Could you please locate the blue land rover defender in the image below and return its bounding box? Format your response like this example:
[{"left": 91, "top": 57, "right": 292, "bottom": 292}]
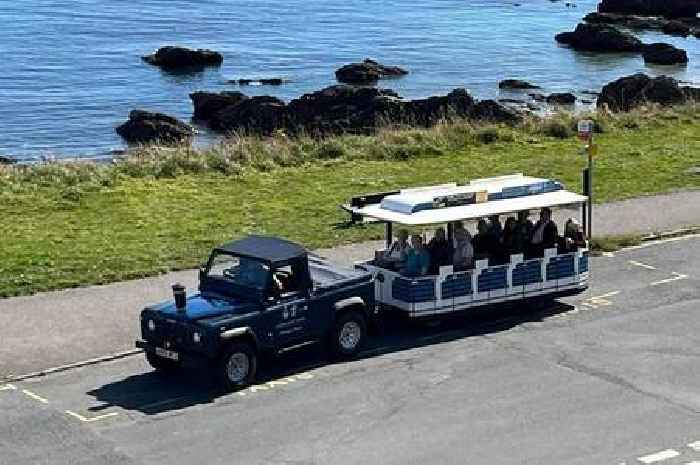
[{"left": 136, "top": 235, "right": 375, "bottom": 391}]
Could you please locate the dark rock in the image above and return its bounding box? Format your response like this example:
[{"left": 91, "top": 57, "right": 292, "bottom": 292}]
[
  {"left": 597, "top": 0, "right": 700, "bottom": 19},
  {"left": 211, "top": 96, "right": 288, "bottom": 135},
  {"left": 529, "top": 92, "right": 547, "bottom": 101},
  {"left": 555, "top": 23, "right": 643, "bottom": 52},
  {"left": 597, "top": 73, "right": 689, "bottom": 111},
  {"left": 470, "top": 100, "right": 522, "bottom": 123},
  {"left": 584, "top": 12, "right": 667, "bottom": 30},
  {"left": 230, "top": 78, "right": 287, "bottom": 86},
  {"left": 142, "top": 46, "right": 223, "bottom": 70},
  {"left": 190, "top": 91, "right": 248, "bottom": 121},
  {"left": 402, "top": 88, "right": 477, "bottom": 126},
  {"left": 498, "top": 98, "right": 527, "bottom": 104},
  {"left": 288, "top": 85, "right": 403, "bottom": 134},
  {"left": 662, "top": 20, "right": 691, "bottom": 36},
  {"left": 115, "top": 110, "right": 194, "bottom": 144},
  {"left": 642, "top": 43, "right": 689, "bottom": 65},
  {"left": 499, "top": 79, "right": 541, "bottom": 90},
  {"left": 546, "top": 93, "right": 577, "bottom": 104},
  {"left": 0, "top": 155, "right": 17, "bottom": 165},
  {"left": 335, "top": 58, "right": 408, "bottom": 85}
]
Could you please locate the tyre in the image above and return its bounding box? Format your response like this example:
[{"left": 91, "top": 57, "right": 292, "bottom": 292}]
[
  {"left": 145, "top": 351, "right": 181, "bottom": 374},
  {"left": 331, "top": 310, "right": 367, "bottom": 358},
  {"left": 217, "top": 342, "right": 257, "bottom": 391}
]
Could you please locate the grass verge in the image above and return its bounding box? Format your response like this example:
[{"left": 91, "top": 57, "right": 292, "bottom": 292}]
[{"left": 1, "top": 104, "right": 698, "bottom": 297}]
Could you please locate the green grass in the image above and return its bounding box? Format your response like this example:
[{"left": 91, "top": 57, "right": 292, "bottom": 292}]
[
  {"left": 589, "top": 234, "right": 644, "bottom": 253},
  {"left": 1, "top": 105, "right": 699, "bottom": 297}
]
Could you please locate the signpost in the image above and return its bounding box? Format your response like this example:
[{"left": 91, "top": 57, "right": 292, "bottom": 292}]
[{"left": 578, "top": 120, "right": 595, "bottom": 238}]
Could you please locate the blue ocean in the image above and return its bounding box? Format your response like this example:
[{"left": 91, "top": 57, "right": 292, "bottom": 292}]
[{"left": 1, "top": 0, "right": 698, "bottom": 160}]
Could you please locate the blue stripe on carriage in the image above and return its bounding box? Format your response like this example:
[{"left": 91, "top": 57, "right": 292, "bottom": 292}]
[
  {"left": 478, "top": 268, "right": 507, "bottom": 292},
  {"left": 441, "top": 273, "right": 473, "bottom": 299},
  {"left": 512, "top": 261, "right": 542, "bottom": 286},
  {"left": 392, "top": 278, "right": 436, "bottom": 303},
  {"left": 546, "top": 255, "right": 575, "bottom": 280},
  {"left": 579, "top": 253, "right": 589, "bottom": 273}
]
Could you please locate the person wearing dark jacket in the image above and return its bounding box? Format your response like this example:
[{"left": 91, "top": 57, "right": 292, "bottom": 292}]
[
  {"left": 559, "top": 218, "right": 586, "bottom": 252},
  {"left": 530, "top": 207, "right": 558, "bottom": 257},
  {"left": 427, "top": 227, "right": 452, "bottom": 274},
  {"left": 513, "top": 210, "right": 534, "bottom": 256}
]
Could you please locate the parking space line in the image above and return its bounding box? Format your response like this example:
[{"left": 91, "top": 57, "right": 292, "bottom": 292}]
[
  {"left": 688, "top": 440, "right": 700, "bottom": 452},
  {"left": 22, "top": 389, "right": 48, "bottom": 404},
  {"left": 637, "top": 449, "right": 680, "bottom": 463},
  {"left": 0, "top": 384, "right": 16, "bottom": 391},
  {"left": 65, "top": 410, "right": 119, "bottom": 423},
  {"left": 684, "top": 462, "right": 700, "bottom": 465},
  {"left": 628, "top": 260, "right": 657, "bottom": 270},
  {"left": 650, "top": 272, "right": 688, "bottom": 287}
]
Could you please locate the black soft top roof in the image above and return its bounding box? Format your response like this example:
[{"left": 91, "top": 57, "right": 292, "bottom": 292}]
[{"left": 215, "top": 235, "right": 307, "bottom": 265}]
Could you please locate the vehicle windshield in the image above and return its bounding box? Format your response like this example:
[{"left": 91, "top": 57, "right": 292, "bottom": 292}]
[{"left": 207, "top": 252, "right": 270, "bottom": 290}]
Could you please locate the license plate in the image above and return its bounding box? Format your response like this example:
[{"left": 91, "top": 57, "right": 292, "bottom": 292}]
[{"left": 155, "top": 346, "right": 179, "bottom": 361}]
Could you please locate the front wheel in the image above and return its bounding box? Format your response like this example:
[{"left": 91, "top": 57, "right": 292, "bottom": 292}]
[
  {"left": 145, "top": 351, "right": 181, "bottom": 374},
  {"left": 331, "top": 310, "right": 367, "bottom": 358},
  {"left": 217, "top": 342, "right": 257, "bottom": 392}
]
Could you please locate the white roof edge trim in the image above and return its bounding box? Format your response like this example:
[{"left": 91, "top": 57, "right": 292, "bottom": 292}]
[{"left": 356, "top": 190, "right": 588, "bottom": 225}]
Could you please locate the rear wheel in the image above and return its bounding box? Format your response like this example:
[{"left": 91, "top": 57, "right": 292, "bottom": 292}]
[
  {"left": 217, "top": 342, "right": 257, "bottom": 391},
  {"left": 331, "top": 310, "right": 367, "bottom": 358},
  {"left": 145, "top": 351, "right": 181, "bottom": 374}
]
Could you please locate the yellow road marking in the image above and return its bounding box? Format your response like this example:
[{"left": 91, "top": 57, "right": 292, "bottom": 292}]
[
  {"left": 65, "top": 410, "right": 118, "bottom": 423},
  {"left": 0, "top": 384, "right": 16, "bottom": 391},
  {"left": 651, "top": 272, "right": 688, "bottom": 286},
  {"left": 22, "top": 389, "right": 48, "bottom": 404},
  {"left": 628, "top": 260, "right": 657, "bottom": 270}
]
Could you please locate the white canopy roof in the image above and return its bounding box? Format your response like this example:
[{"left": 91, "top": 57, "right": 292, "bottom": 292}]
[{"left": 352, "top": 175, "right": 587, "bottom": 225}]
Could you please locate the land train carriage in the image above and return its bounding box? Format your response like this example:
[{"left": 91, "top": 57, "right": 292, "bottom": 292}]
[{"left": 346, "top": 174, "right": 590, "bottom": 318}]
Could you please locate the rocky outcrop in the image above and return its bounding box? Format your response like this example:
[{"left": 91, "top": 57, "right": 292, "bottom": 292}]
[
  {"left": 287, "top": 85, "right": 404, "bottom": 134},
  {"left": 642, "top": 43, "right": 689, "bottom": 65},
  {"left": 546, "top": 93, "right": 577, "bottom": 104},
  {"left": 190, "top": 91, "right": 248, "bottom": 121},
  {"left": 115, "top": 110, "right": 194, "bottom": 144},
  {"left": 0, "top": 155, "right": 17, "bottom": 165},
  {"left": 470, "top": 100, "right": 522, "bottom": 123},
  {"left": 190, "top": 85, "right": 520, "bottom": 136},
  {"left": 211, "top": 96, "right": 288, "bottom": 134},
  {"left": 142, "top": 46, "right": 223, "bottom": 70},
  {"left": 499, "top": 79, "right": 541, "bottom": 89},
  {"left": 335, "top": 59, "right": 408, "bottom": 84},
  {"left": 555, "top": 23, "right": 643, "bottom": 52},
  {"left": 597, "top": 73, "right": 698, "bottom": 111},
  {"left": 662, "top": 20, "right": 691, "bottom": 36},
  {"left": 584, "top": 12, "right": 668, "bottom": 29},
  {"left": 597, "top": 0, "right": 700, "bottom": 19}
]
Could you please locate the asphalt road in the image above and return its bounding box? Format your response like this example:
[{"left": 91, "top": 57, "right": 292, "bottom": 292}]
[
  {"left": 1, "top": 236, "right": 698, "bottom": 465},
  {"left": 2, "top": 191, "right": 700, "bottom": 379}
]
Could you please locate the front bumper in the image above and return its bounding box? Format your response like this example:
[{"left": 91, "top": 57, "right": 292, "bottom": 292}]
[{"left": 136, "top": 340, "right": 212, "bottom": 365}]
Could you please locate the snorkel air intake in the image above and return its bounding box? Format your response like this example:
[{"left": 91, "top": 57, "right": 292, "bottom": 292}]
[{"left": 172, "top": 283, "right": 186, "bottom": 312}]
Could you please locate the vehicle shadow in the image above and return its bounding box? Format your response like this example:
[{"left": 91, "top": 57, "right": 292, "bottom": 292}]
[{"left": 87, "top": 299, "right": 574, "bottom": 415}]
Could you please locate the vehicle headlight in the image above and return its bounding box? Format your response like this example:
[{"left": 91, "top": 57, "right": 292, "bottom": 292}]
[
  {"left": 193, "top": 331, "right": 202, "bottom": 343},
  {"left": 147, "top": 319, "right": 156, "bottom": 331}
]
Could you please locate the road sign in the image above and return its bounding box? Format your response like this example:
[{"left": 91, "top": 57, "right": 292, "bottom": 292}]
[{"left": 578, "top": 120, "right": 594, "bottom": 141}]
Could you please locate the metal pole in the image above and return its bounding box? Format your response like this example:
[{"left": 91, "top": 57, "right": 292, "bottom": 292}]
[
  {"left": 385, "top": 222, "right": 393, "bottom": 249},
  {"left": 581, "top": 168, "right": 588, "bottom": 235},
  {"left": 587, "top": 134, "right": 593, "bottom": 239}
]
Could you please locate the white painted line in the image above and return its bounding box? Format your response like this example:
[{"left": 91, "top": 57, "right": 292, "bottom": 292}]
[
  {"left": 637, "top": 449, "right": 680, "bottom": 463},
  {"left": 629, "top": 260, "right": 657, "bottom": 270},
  {"left": 602, "top": 252, "right": 615, "bottom": 257},
  {"left": 22, "top": 389, "right": 48, "bottom": 404},
  {"left": 684, "top": 462, "right": 700, "bottom": 465},
  {"left": 65, "top": 410, "right": 119, "bottom": 423},
  {"left": 688, "top": 440, "right": 700, "bottom": 451},
  {"left": 0, "top": 384, "right": 16, "bottom": 391},
  {"left": 650, "top": 272, "right": 688, "bottom": 287}
]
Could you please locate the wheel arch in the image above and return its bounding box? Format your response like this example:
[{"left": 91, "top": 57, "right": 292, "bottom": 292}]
[
  {"left": 333, "top": 296, "right": 368, "bottom": 320},
  {"left": 219, "top": 326, "right": 259, "bottom": 352}
]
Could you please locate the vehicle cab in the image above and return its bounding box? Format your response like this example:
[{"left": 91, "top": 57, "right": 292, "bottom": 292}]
[{"left": 136, "top": 235, "right": 374, "bottom": 391}]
